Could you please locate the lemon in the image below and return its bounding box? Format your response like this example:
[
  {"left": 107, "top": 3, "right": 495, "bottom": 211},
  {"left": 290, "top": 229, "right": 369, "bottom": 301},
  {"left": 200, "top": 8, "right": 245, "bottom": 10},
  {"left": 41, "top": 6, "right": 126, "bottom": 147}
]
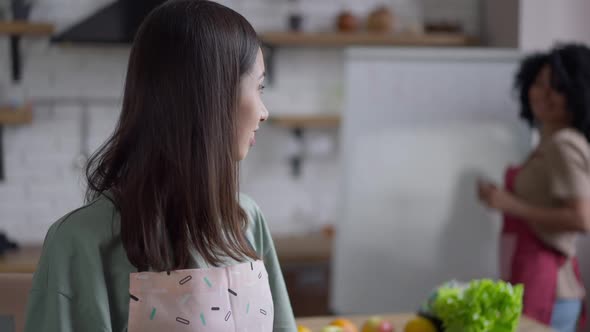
[
  {"left": 404, "top": 316, "right": 437, "bottom": 332},
  {"left": 298, "top": 325, "right": 313, "bottom": 332}
]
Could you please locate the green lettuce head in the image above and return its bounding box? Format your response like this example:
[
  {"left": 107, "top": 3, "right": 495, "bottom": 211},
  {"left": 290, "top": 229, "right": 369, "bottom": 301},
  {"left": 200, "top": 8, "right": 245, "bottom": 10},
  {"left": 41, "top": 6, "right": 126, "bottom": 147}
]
[{"left": 426, "top": 279, "right": 523, "bottom": 332}]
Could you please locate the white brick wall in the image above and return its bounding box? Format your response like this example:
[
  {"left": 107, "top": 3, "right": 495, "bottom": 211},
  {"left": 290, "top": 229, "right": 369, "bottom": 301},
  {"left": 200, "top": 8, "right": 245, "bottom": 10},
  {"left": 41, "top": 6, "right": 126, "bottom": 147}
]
[{"left": 0, "top": 0, "right": 479, "bottom": 243}]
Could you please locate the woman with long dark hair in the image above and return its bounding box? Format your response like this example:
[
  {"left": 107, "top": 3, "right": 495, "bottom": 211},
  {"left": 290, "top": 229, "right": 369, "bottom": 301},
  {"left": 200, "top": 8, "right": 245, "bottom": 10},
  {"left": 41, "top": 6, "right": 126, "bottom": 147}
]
[{"left": 24, "top": 1, "right": 296, "bottom": 331}]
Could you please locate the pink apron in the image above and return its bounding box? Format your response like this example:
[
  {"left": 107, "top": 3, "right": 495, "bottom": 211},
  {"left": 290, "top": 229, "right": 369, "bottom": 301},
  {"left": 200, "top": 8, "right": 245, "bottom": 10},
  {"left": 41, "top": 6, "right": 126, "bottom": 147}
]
[
  {"left": 127, "top": 260, "right": 274, "bottom": 332},
  {"left": 501, "top": 166, "right": 585, "bottom": 327}
]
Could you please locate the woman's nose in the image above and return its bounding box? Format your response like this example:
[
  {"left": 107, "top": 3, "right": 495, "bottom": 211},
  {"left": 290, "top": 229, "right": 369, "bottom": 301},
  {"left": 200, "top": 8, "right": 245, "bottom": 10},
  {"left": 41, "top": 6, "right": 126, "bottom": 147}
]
[{"left": 260, "top": 106, "right": 269, "bottom": 122}]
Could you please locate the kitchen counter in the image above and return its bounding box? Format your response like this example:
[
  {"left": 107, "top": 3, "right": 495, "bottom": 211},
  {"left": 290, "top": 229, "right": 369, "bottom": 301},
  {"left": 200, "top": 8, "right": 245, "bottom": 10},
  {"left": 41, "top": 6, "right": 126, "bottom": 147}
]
[
  {"left": 274, "top": 232, "right": 332, "bottom": 263},
  {"left": 296, "top": 313, "right": 555, "bottom": 332},
  {"left": 0, "top": 246, "right": 40, "bottom": 273},
  {"left": 276, "top": 233, "right": 333, "bottom": 316}
]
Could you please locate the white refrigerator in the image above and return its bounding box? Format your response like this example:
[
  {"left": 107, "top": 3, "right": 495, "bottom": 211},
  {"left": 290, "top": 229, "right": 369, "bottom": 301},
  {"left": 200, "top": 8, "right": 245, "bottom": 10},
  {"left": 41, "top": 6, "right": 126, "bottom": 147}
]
[{"left": 332, "top": 48, "right": 529, "bottom": 314}]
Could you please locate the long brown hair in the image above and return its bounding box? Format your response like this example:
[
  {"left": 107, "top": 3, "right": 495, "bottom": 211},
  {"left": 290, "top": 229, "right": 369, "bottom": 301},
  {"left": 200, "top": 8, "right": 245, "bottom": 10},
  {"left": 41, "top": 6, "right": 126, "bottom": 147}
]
[{"left": 86, "top": 0, "right": 260, "bottom": 271}]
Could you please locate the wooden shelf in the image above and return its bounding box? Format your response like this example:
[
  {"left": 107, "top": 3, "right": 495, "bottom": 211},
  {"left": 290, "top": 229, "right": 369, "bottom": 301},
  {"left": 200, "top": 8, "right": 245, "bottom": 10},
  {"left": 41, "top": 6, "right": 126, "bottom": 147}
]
[
  {"left": 0, "top": 21, "right": 54, "bottom": 81},
  {"left": 0, "top": 105, "right": 33, "bottom": 125},
  {"left": 270, "top": 114, "right": 341, "bottom": 128},
  {"left": 260, "top": 32, "right": 477, "bottom": 47},
  {"left": 0, "top": 21, "right": 54, "bottom": 36},
  {"left": 260, "top": 32, "right": 476, "bottom": 83}
]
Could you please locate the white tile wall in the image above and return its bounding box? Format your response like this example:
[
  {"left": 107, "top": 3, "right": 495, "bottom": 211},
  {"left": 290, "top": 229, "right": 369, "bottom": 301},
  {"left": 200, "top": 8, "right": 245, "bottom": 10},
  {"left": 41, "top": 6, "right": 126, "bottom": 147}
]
[{"left": 0, "top": 0, "right": 479, "bottom": 243}]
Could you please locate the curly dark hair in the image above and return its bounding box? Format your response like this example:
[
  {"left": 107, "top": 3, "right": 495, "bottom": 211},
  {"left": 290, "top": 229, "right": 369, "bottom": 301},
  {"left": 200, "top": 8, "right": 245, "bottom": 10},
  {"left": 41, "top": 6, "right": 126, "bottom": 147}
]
[{"left": 514, "top": 43, "right": 590, "bottom": 142}]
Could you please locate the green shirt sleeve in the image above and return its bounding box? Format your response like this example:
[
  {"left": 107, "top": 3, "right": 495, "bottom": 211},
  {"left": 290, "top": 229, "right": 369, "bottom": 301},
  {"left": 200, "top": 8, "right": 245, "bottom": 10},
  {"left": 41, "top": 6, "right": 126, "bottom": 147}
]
[
  {"left": 24, "top": 218, "right": 112, "bottom": 332},
  {"left": 24, "top": 197, "right": 129, "bottom": 332},
  {"left": 242, "top": 195, "right": 297, "bottom": 332},
  {"left": 24, "top": 220, "right": 72, "bottom": 332}
]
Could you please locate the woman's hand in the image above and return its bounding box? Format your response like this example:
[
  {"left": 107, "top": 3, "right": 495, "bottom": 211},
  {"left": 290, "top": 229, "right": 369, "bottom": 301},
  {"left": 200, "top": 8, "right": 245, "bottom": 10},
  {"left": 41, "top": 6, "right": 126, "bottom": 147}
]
[
  {"left": 477, "top": 181, "right": 590, "bottom": 232},
  {"left": 477, "top": 180, "right": 518, "bottom": 212}
]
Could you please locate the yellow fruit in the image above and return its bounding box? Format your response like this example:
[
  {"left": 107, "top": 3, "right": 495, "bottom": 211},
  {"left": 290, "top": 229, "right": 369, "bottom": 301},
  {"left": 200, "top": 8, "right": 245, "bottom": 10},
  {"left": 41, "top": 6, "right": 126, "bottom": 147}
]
[
  {"left": 298, "top": 325, "right": 313, "bottom": 332},
  {"left": 330, "top": 318, "right": 359, "bottom": 332},
  {"left": 404, "top": 317, "right": 437, "bottom": 332},
  {"left": 361, "top": 316, "right": 382, "bottom": 332},
  {"left": 321, "top": 326, "right": 344, "bottom": 332}
]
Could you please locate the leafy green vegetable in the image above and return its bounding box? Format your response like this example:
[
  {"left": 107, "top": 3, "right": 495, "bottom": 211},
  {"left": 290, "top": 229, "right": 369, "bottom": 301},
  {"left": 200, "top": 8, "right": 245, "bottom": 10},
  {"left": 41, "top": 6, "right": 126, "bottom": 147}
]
[{"left": 430, "top": 279, "right": 523, "bottom": 332}]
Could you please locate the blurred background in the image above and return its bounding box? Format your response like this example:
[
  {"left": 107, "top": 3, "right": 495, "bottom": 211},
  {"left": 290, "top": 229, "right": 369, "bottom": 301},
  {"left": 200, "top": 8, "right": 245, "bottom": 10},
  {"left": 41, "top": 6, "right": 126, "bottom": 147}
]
[{"left": 0, "top": 0, "right": 589, "bottom": 325}]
